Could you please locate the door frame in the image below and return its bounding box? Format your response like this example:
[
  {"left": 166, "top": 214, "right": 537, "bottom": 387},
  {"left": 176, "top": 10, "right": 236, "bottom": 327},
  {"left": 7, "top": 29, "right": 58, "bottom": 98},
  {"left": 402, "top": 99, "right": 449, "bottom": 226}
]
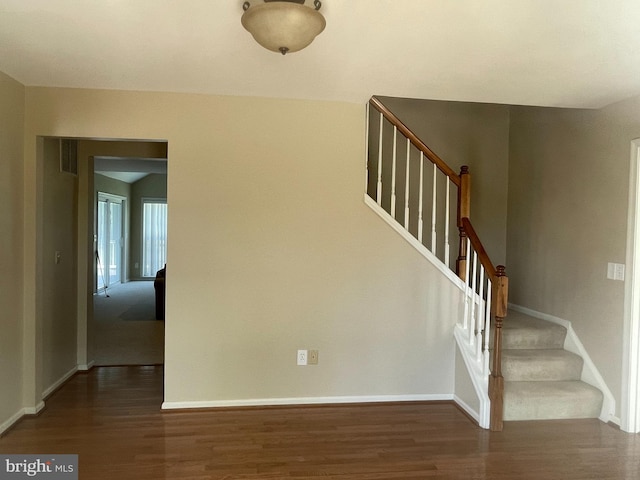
[
  {"left": 97, "top": 191, "right": 127, "bottom": 289},
  {"left": 623, "top": 138, "right": 640, "bottom": 432}
]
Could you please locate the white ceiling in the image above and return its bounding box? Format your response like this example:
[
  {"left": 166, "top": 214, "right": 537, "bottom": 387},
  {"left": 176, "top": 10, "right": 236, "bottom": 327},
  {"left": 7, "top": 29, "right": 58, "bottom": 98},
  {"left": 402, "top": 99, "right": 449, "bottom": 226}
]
[
  {"left": 94, "top": 156, "right": 167, "bottom": 184},
  {"left": 0, "top": 0, "right": 639, "bottom": 108}
]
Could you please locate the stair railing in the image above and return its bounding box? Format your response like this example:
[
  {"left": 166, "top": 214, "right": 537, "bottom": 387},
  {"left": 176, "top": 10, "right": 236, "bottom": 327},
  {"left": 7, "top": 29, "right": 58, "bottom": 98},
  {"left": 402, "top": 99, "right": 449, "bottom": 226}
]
[{"left": 366, "top": 96, "right": 508, "bottom": 431}]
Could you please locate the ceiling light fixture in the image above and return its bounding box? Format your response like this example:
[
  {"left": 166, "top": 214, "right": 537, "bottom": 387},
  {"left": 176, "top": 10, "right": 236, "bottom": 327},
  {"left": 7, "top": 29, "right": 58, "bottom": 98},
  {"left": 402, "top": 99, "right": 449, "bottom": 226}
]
[{"left": 241, "top": 0, "right": 326, "bottom": 55}]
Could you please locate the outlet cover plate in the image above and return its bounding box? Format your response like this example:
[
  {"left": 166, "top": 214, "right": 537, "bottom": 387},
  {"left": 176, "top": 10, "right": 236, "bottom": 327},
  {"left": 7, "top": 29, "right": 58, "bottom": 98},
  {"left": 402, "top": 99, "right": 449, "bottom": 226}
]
[
  {"left": 308, "top": 350, "right": 319, "bottom": 365},
  {"left": 297, "top": 349, "right": 307, "bottom": 366}
]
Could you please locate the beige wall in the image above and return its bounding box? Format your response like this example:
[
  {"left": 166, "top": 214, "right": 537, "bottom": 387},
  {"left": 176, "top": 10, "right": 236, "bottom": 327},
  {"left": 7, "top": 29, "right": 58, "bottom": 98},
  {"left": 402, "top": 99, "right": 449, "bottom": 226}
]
[
  {"left": 375, "top": 97, "right": 511, "bottom": 266},
  {"left": 130, "top": 174, "right": 167, "bottom": 279},
  {"left": 0, "top": 71, "right": 25, "bottom": 429},
  {"left": 41, "top": 138, "right": 78, "bottom": 393},
  {"left": 11, "top": 80, "right": 638, "bottom": 422},
  {"left": 23, "top": 87, "right": 463, "bottom": 406},
  {"left": 507, "top": 95, "right": 640, "bottom": 417}
]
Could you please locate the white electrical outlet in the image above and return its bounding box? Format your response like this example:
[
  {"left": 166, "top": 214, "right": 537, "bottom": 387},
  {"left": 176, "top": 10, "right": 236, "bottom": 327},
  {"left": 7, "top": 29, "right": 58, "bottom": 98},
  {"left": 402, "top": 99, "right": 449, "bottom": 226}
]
[{"left": 297, "top": 349, "right": 307, "bottom": 366}]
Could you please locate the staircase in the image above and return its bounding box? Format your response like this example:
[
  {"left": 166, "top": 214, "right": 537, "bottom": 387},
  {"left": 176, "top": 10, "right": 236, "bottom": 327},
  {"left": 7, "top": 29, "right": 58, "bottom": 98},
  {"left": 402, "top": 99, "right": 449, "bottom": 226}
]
[
  {"left": 502, "top": 310, "right": 603, "bottom": 421},
  {"left": 365, "top": 96, "right": 608, "bottom": 430}
]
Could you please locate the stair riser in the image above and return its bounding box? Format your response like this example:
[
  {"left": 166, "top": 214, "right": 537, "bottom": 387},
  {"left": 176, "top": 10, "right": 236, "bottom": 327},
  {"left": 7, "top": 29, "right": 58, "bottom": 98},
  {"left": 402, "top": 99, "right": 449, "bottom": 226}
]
[
  {"left": 504, "top": 381, "right": 603, "bottom": 421},
  {"left": 502, "top": 330, "right": 565, "bottom": 350},
  {"left": 502, "top": 351, "right": 583, "bottom": 382},
  {"left": 504, "top": 399, "right": 602, "bottom": 421}
]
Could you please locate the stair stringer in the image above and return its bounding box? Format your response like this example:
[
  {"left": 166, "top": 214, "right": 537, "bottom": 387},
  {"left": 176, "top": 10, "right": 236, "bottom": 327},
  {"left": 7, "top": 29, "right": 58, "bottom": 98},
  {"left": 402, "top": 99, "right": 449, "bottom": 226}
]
[
  {"left": 365, "top": 195, "right": 492, "bottom": 428},
  {"left": 509, "top": 303, "right": 617, "bottom": 424}
]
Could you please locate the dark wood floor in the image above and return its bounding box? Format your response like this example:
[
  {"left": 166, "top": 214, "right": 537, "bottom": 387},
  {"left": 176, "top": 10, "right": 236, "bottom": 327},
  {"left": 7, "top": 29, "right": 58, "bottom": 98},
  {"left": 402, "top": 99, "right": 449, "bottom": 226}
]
[{"left": 1, "top": 366, "right": 639, "bottom": 479}]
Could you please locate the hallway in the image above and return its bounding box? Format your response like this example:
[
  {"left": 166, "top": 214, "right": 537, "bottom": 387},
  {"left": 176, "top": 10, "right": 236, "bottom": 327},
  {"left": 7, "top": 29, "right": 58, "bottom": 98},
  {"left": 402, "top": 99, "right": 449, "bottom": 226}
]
[{"left": 93, "top": 281, "right": 164, "bottom": 365}]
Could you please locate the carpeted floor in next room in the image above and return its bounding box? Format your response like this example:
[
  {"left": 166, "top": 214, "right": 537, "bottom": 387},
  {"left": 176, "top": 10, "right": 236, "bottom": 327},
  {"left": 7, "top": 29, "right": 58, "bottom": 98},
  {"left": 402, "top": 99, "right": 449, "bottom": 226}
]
[{"left": 93, "top": 281, "right": 164, "bottom": 366}]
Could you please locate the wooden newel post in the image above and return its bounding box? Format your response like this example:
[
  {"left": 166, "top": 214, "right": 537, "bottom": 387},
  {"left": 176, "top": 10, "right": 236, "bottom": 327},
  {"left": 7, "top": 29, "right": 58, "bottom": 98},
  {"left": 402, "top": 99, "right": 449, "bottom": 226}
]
[
  {"left": 489, "top": 265, "right": 508, "bottom": 431},
  {"left": 456, "top": 166, "right": 471, "bottom": 280}
]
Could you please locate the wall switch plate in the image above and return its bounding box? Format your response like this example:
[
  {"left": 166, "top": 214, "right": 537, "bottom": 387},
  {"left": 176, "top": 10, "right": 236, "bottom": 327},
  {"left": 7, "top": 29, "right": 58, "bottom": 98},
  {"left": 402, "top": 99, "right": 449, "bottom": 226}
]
[
  {"left": 308, "top": 350, "right": 319, "bottom": 365},
  {"left": 615, "top": 263, "right": 625, "bottom": 281},
  {"left": 297, "top": 349, "right": 307, "bottom": 366},
  {"left": 607, "top": 262, "right": 625, "bottom": 281},
  {"left": 55, "top": 251, "right": 62, "bottom": 264}
]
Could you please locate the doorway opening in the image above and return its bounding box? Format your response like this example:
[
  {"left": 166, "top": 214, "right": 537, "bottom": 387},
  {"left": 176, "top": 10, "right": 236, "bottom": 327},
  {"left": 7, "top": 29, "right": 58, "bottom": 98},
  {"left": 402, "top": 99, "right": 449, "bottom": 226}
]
[{"left": 90, "top": 141, "right": 168, "bottom": 367}]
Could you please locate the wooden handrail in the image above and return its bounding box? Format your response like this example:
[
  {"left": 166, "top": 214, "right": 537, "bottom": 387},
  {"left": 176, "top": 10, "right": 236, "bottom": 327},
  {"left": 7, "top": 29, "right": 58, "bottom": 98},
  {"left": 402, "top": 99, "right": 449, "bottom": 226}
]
[
  {"left": 460, "top": 217, "right": 496, "bottom": 280},
  {"left": 369, "top": 97, "right": 461, "bottom": 187}
]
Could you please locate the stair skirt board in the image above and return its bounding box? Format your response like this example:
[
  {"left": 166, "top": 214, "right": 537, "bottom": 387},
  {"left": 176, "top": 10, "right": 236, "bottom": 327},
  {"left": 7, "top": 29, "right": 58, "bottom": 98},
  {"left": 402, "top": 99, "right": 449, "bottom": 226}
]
[
  {"left": 508, "top": 304, "right": 617, "bottom": 425},
  {"left": 364, "top": 196, "right": 465, "bottom": 290}
]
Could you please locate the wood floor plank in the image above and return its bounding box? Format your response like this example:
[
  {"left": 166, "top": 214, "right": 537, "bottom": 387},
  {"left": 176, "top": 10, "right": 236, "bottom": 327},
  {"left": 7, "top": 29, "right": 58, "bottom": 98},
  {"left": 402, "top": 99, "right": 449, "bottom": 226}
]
[{"left": 1, "top": 366, "right": 639, "bottom": 479}]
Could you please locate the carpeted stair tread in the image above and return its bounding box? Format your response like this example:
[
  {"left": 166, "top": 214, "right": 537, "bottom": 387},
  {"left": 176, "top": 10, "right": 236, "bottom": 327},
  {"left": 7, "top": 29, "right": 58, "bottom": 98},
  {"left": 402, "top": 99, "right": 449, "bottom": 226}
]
[
  {"left": 504, "top": 380, "right": 603, "bottom": 421},
  {"left": 502, "top": 310, "right": 566, "bottom": 349},
  {"left": 501, "top": 310, "right": 604, "bottom": 422},
  {"left": 502, "top": 348, "right": 583, "bottom": 381}
]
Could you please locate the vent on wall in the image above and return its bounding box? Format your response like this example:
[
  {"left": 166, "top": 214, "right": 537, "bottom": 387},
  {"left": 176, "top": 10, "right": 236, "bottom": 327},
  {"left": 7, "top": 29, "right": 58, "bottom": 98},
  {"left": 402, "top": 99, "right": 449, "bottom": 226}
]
[{"left": 60, "top": 139, "right": 78, "bottom": 175}]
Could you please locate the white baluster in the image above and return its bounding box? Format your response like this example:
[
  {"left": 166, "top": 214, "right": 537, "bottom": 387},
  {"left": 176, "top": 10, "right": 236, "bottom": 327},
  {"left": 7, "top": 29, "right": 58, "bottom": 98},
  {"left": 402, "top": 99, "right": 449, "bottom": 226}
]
[
  {"left": 365, "top": 102, "right": 370, "bottom": 194},
  {"left": 391, "top": 126, "right": 397, "bottom": 219},
  {"left": 444, "top": 179, "right": 450, "bottom": 268},
  {"left": 463, "top": 237, "right": 471, "bottom": 330},
  {"left": 418, "top": 153, "right": 424, "bottom": 243},
  {"left": 483, "top": 277, "right": 492, "bottom": 377},
  {"left": 484, "top": 278, "right": 492, "bottom": 352},
  {"left": 376, "top": 113, "right": 383, "bottom": 206},
  {"left": 476, "top": 265, "right": 486, "bottom": 362},
  {"left": 404, "top": 138, "right": 410, "bottom": 230},
  {"left": 431, "top": 163, "right": 437, "bottom": 255},
  {"left": 469, "top": 251, "right": 478, "bottom": 346}
]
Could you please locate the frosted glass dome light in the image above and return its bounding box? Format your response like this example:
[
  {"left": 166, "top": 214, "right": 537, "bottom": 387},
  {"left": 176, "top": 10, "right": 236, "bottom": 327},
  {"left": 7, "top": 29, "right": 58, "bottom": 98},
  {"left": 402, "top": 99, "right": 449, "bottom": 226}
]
[{"left": 241, "top": 0, "right": 326, "bottom": 55}]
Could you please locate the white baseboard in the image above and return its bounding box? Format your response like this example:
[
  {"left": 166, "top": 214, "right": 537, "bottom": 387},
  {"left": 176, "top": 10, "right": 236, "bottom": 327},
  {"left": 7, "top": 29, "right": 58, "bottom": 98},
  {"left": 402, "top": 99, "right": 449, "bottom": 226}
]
[
  {"left": 453, "top": 395, "right": 480, "bottom": 424},
  {"left": 509, "top": 303, "right": 617, "bottom": 423},
  {"left": 2, "top": 399, "right": 47, "bottom": 435},
  {"left": 162, "top": 393, "right": 454, "bottom": 410},
  {"left": 23, "top": 401, "right": 45, "bottom": 415},
  {"left": 77, "top": 361, "right": 95, "bottom": 371},
  {"left": 2, "top": 363, "right": 90, "bottom": 436},
  {"left": 0, "top": 409, "right": 27, "bottom": 436},
  {"left": 42, "top": 365, "right": 78, "bottom": 400}
]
